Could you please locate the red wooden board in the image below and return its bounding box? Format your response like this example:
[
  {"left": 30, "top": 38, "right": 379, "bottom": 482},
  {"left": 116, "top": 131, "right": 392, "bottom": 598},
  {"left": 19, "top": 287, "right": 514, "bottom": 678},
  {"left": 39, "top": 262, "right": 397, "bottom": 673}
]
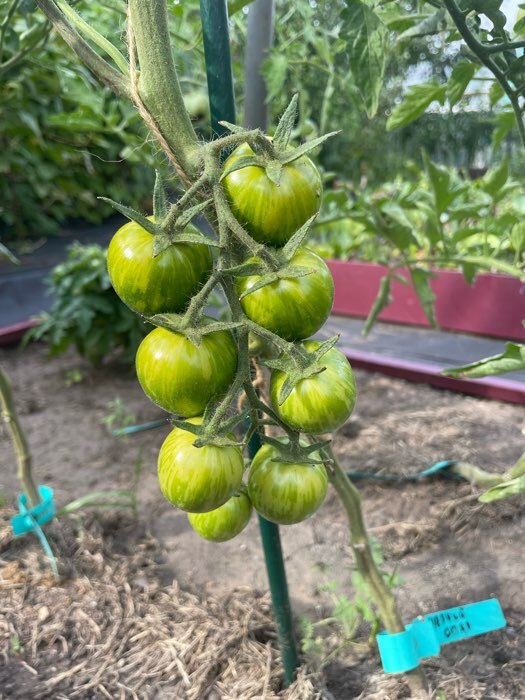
[{"left": 328, "top": 260, "right": 525, "bottom": 341}]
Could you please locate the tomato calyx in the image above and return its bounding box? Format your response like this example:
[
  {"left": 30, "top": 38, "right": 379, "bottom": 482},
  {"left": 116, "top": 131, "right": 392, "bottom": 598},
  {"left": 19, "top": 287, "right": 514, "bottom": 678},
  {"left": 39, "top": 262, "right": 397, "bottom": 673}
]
[
  {"left": 170, "top": 410, "right": 247, "bottom": 450},
  {"left": 263, "top": 335, "right": 341, "bottom": 405},
  {"left": 218, "top": 94, "right": 339, "bottom": 187},
  {"left": 261, "top": 435, "right": 331, "bottom": 467},
  {"left": 146, "top": 312, "right": 242, "bottom": 348}
]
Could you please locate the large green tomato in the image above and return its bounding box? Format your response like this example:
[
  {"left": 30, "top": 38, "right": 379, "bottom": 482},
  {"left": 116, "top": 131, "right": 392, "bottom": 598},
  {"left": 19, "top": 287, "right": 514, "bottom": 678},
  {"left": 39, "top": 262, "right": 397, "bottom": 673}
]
[
  {"left": 247, "top": 442, "right": 328, "bottom": 525},
  {"left": 188, "top": 485, "right": 252, "bottom": 541},
  {"left": 136, "top": 324, "right": 237, "bottom": 417},
  {"left": 270, "top": 340, "right": 357, "bottom": 434},
  {"left": 158, "top": 417, "right": 244, "bottom": 513},
  {"left": 222, "top": 143, "right": 322, "bottom": 247},
  {"left": 107, "top": 218, "right": 212, "bottom": 315},
  {"left": 235, "top": 248, "right": 334, "bottom": 341}
]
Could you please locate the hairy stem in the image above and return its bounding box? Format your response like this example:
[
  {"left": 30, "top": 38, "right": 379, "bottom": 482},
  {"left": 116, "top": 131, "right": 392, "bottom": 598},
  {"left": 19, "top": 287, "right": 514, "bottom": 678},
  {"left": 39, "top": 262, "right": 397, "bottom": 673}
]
[
  {"left": 0, "top": 367, "right": 40, "bottom": 507},
  {"left": 325, "top": 443, "right": 427, "bottom": 696},
  {"left": 127, "top": 0, "right": 201, "bottom": 180}
]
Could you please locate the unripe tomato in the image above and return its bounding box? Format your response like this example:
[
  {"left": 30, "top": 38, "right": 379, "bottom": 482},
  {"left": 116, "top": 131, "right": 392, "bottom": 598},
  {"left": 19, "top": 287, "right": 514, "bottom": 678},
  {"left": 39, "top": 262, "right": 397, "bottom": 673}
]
[
  {"left": 107, "top": 219, "right": 212, "bottom": 315},
  {"left": 235, "top": 248, "right": 334, "bottom": 341},
  {"left": 158, "top": 417, "right": 244, "bottom": 513},
  {"left": 136, "top": 324, "right": 237, "bottom": 417},
  {"left": 188, "top": 485, "right": 252, "bottom": 541},
  {"left": 270, "top": 341, "right": 357, "bottom": 434},
  {"left": 248, "top": 442, "right": 328, "bottom": 525},
  {"left": 222, "top": 143, "right": 322, "bottom": 247}
]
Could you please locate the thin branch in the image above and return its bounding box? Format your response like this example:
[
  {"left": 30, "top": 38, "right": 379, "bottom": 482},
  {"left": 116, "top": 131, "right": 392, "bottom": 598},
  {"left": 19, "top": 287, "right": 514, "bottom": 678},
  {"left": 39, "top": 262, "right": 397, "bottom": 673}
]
[
  {"left": 484, "top": 40, "right": 525, "bottom": 54},
  {"left": 35, "top": 0, "right": 131, "bottom": 98}
]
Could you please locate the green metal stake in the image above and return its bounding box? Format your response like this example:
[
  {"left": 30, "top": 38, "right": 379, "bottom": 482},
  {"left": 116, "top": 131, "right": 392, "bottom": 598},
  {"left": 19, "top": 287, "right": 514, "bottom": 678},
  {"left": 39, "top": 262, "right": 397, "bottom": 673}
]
[{"left": 199, "top": 0, "right": 299, "bottom": 686}]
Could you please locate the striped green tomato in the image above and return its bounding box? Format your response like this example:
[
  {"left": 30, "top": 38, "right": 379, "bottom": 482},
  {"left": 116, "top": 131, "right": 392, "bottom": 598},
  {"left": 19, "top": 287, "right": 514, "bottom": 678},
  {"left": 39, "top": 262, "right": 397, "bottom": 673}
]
[
  {"left": 136, "top": 324, "right": 237, "bottom": 417},
  {"left": 235, "top": 248, "right": 334, "bottom": 341},
  {"left": 188, "top": 485, "right": 252, "bottom": 541},
  {"left": 222, "top": 143, "right": 322, "bottom": 247},
  {"left": 270, "top": 341, "right": 357, "bottom": 434},
  {"left": 107, "top": 218, "right": 212, "bottom": 315},
  {"left": 158, "top": 418, "right": 244, "bottom": 513},
  {"left": 247, "top": 442, "right": 328, "bottom": 525}
]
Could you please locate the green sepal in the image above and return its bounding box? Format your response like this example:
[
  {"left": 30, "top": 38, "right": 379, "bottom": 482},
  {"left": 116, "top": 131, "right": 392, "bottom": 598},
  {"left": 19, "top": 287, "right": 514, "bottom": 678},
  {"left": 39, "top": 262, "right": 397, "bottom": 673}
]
[
  {"left": 217, "top": 120, "right": 247, "bottom": 134},
  {"left": 152, "top": 232, "right": 173, "bottom": 257},
  {"left": 261, "top": 434, "right": 330, "bottom": 466},
  {"left": 147, "top": 312, "right": 185, "bottom": 333},
  {"left": 223, "top": 261, "right": 270, "bottom": 277},
  {"left": 265, "top": 159, "right": 283, "bottom": 186},
  {"left": 311, "top": 334, "right": 340, "bottom": 361},
  {"left": 279, "top": 131, "right": 340, "bottom": 165},
  {"left": 238, "top": 264, "right": 315, "bottom": 300},
  {"left": 98, "top": 197, "right": 160, "bottom": 236},
  {"left": 196, "top": 320, "right": 244, "bottom": 336},
  {"left": 171, "top": 231, "right": 221, "bottom": 248},
  {"left": 175, "top": 199, "right": 213, "bottom": 228},
  {"left": 169, "top": 418, "right": 202, "bottom": 436},
  {"left": 282, "top": 214, "right": 318, "bottom": 259},
  {"left": 193, "top": 434, "right": 244, "bottom": 448},
  {"left": 219, "top": 155, "right": 266, "bottom": 182},
  {"left": 273, "top": 94, "right": 299, "bottom": 152},
  {"left": 153, "top": 170, "right": 168, "bottom": 221}
]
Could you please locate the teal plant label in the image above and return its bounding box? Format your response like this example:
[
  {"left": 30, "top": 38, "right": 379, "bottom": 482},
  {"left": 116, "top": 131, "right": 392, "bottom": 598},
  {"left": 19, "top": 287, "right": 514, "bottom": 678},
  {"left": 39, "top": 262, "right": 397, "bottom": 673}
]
[
  {"left": 11, "top": 485, "right": 56, "bottom": 536},
  {"left": 377, "top": 599, "right": 506, "bottom": 673}
]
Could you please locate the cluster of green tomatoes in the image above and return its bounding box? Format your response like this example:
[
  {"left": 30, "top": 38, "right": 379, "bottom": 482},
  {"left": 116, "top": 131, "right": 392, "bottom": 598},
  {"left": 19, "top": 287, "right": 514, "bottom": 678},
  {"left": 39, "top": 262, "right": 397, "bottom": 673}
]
[{"left": 107, "top": 143, "right": 356, "bottom": 542}]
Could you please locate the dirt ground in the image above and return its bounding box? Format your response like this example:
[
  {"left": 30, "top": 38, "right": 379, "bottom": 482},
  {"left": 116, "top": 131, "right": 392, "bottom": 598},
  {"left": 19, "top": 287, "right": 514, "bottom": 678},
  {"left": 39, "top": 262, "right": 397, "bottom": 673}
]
[{"left": 0, "top": 342, "right": 524, "bottom": 699}]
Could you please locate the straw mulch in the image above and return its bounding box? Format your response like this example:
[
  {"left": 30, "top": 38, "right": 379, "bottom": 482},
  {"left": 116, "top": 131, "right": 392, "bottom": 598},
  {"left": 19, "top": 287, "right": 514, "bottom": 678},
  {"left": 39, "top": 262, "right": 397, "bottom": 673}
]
[{"left": 0, "top": 511, "right": 328, "bottom": 700}]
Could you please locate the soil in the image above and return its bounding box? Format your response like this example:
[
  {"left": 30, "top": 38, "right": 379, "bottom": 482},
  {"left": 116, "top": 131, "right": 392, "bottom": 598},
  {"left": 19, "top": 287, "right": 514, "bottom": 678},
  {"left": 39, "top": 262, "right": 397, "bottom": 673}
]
[{"left": 0, "top": 342, "right": 524, "bottom": 699}]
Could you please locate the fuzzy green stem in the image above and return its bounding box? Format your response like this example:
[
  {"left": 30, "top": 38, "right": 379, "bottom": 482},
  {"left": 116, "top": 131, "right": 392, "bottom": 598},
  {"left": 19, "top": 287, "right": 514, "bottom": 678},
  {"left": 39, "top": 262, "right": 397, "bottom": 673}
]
[
  {"left": 0, "top": 367, "right": 40, "bottom": 508},
  {"left": 451, "top": 462, "right": 506, "bottom": 488},
  {"left": 127, "top": 0, "right": 201, "bottom": 179},
  {"left": 324, "top": 444, "right": 427, "bottom": 695}
]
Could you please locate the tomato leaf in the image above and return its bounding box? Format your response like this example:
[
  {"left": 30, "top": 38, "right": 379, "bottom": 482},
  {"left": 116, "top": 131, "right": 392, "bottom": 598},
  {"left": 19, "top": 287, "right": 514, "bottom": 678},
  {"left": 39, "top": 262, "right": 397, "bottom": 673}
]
[
  {"left": 410, "top": 267, "right": 437, "bottom": 327},
  {"left": 341, "top": 0, "right": 388, "bottom": 118},
  {"left": 273, "top": 94, "right": 298, "bottom": 152},
  {"left": 479, "top": 157, "right": 509, "bottom": 198},
  {"left": 362, "top": 275, "right": 392, "bottom": 336},
  {"left": 442, "top": 342, "right": 525, "bottom": 379},
  {"left": 479, "top": 475, "right": 525, "bottom": 503},
  {"left": 447, "top": 61, "right": 477, "bottom": 107},
  {"left": 98, "top": 198, "right": 160, "bottom": 236},
  {"left": 387, "top": 83, "right": 446, "bottom": 131},
  {"left": 491, "top": 112, "right": 515, "bottom": 150},
  {"left": 153, "top": 170, "right": 168, "bottom": 221}
]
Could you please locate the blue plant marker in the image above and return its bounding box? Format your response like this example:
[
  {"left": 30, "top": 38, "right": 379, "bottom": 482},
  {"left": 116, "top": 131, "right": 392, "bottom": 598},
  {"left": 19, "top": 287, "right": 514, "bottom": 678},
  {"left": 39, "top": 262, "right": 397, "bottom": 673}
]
[
  {"left": 11, "top": 485, "right": 56, "bottom": 536},
  {"left": 377, "top": 598, "right": 507, "bottom": 673}
]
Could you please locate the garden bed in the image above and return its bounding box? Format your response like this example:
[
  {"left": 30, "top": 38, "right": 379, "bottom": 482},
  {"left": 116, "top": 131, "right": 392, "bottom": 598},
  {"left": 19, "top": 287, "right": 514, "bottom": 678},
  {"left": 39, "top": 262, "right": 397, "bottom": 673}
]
[
  {"left": 327, "top": 260, "right": 525, "bottom": 342},
  {"left": 1, "top": 343, "right": 524, "bottom": 699}
]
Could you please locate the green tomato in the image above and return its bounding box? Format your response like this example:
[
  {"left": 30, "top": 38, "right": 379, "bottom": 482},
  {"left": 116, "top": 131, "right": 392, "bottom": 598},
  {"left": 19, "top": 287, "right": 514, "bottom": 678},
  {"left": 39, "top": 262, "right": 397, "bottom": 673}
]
[
  {"left": 222, "top": 143, "right": 322, "bottom": 247},
  {"left": 235, "top": 247, "right": 334, "bottom": 341},
  {"left": 136, "top": 323, "right": 237, "bottom": 417},
  {"left": 107, "top": 218, "right": 212, "bottom": 315},
  {"left": 270, "top": 340, "right": 357, "bottom": 434},
  {"left": 188, "top": 485, "right": 252, "bottom": 541},
  {"left": 248, "top": 442, "right": 328, "bottom": 525},
  {"left": 158, "top": 417, "right": 244, "bottom": 513}
]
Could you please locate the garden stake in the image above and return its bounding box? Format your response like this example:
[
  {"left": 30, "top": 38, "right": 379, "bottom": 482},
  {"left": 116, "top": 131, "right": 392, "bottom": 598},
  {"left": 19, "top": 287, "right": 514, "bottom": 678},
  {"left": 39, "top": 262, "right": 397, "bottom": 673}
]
[{"left": 200, "top": 0, "right": 299, "bottom": 685}]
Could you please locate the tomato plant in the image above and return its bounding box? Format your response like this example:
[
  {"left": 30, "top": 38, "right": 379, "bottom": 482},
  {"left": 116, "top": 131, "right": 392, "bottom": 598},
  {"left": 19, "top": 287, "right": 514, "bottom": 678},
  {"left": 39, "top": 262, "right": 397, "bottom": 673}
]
[
  {"left": 270, "top": 340, "right": 357, "bottom": 434},
  {"left": 222, "top": 143, "right": 322, "bottom": 247},
  {"left": 248, "top": 442, "right": 328, "bottom": 525},
  {"left": 188, "top": 484, "right": 252, "bottom": 541},
  {"left": 158, "top": 418, "right": 245, "bottom": 513},
  {"left": 235, "top": 247, "right": 334, "bottom": 341},
  {"left": 108, "top": 218, "right": 212, "bottom": 315},
  {"left": 136, "top": 325, "right": 238, "bottom": 417}
]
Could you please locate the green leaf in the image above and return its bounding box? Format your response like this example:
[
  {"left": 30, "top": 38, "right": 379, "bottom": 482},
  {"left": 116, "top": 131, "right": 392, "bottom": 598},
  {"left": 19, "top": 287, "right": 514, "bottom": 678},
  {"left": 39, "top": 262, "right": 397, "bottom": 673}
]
[
  {"left": 443, "top": 343, "right": 525, "bottom": 378},
  {"left": 387, "top": 83, "right": 446, "bottom": 131},
  {"left": 422, "top": 151, "right": 460, "bottom": 215},
  {"left": 510, "top": 222, "right": 525, "bottom": 257},
  {"left": 262, "top": 53, "right": 288, "bottom": 103},
  {"left": 410, "top": 267, "right": 437, "bottom": 327},
  {"left": 491, "top": 112, "right": 515, "bottom": 150},
  {"left": 273, "top": 94, "right": 299, "bottom": 152},
  {"left": 489, "top": 81, "right": 505, "bottom": 107},
  {"left": 479, "top": 475, "right": 525, "bottom": 503},
  {"left": 376, "top": 202, "right": 417, "bottom": 250},
  {"left": 447, "top": 61, "right": 476, "bottom": 107},
  {"left": 228, "top": 0, "right": 255, "bottom": 16},
  {"left": 362, "top": 276, "right": 392, "bottom": 336},
  {"left": 480, "top": 158, "right": 509, "bottom": 197},
  {"left": 397, "top": 8, "right": 446, "bottom": 42},
  {"left": 341, "top": 0, "right": 388, "bottom": 118}
]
